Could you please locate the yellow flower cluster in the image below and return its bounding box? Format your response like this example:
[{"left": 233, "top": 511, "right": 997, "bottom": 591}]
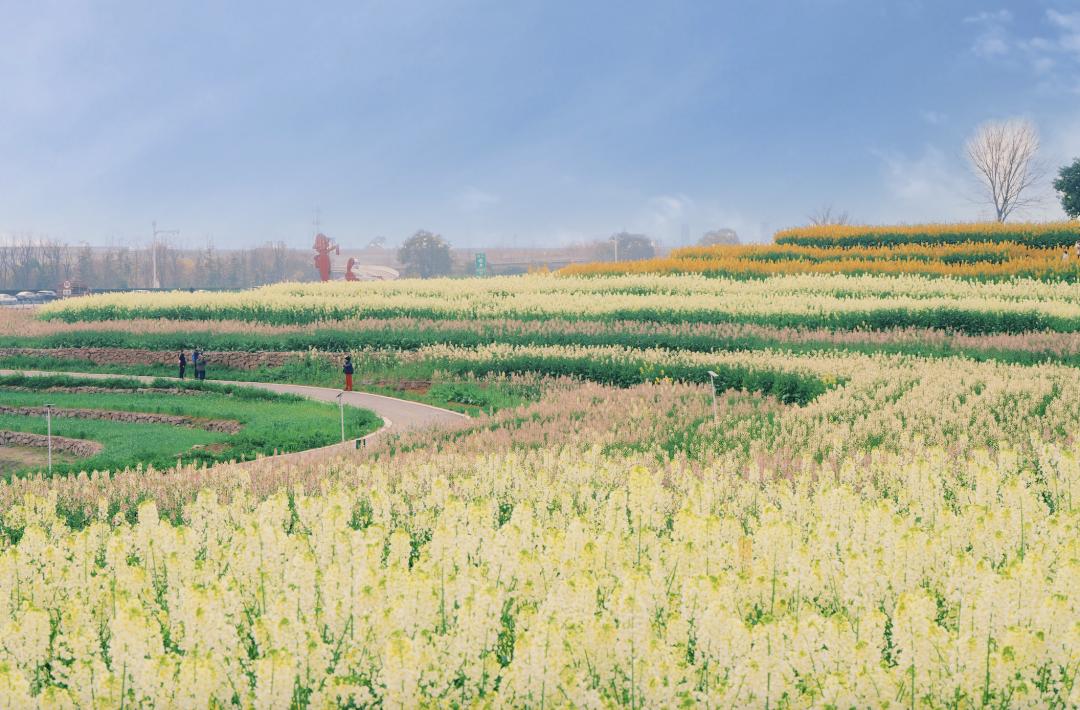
[
  {"left": 2, "top": 439, "right": 1079, "bottom": 706},
  {"left": 773, "top": 221, "right": 1080, "bottom": 247},
  {"left": 559, "top": 241, "right": 1080, "bottom": 280}
]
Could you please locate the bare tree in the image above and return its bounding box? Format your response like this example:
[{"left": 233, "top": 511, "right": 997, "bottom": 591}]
[
  {"left": 966, "top": 118, "right": 1043, "bottom": 222},
  {"left": 808, "top": 204, "right": 851, "bottom": 226}
]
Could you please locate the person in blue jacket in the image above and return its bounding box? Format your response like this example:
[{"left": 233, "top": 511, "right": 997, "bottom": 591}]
[{"left": 343, "top": 355, "right": 354, "bottom": 391}]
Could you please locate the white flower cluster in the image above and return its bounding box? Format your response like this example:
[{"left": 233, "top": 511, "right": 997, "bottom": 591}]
[
  {"left": 1, "top": 440, "right": 1079, "bottom": 707},
  {"left": 42, "top": 272, "right": 1080, "bottom": 326}
]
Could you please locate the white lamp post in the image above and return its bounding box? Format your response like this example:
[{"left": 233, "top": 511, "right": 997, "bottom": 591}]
[
  {"left": 44, "top": 403, "right": 54, "bottom": 474},
  {"left": 706, "top": 372, "right": 719, "bottom": 424},
  {"left": 336, "top": 391, "right": 345, "bottom": 442}
]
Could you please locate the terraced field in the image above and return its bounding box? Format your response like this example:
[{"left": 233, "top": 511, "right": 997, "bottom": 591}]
[{"left": 1, "top": 268, "right": 1080, "bottom": 706}]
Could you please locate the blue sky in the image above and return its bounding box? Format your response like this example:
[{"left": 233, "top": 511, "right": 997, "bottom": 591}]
[{"left": 2, "top": 0, "right": 1079, "bottom": 248}]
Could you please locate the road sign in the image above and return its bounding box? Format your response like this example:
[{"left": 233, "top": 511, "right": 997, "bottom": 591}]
[{"left": 475, "top": 252, "right": 487, "bottom": 277}]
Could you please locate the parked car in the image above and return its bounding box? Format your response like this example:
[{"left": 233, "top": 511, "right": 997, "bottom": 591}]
[
  {"left": 15, "top": 291, "right": 40, "bottom": 302},
  {"left": 37, "top": 290, "right": 57, "bottom": 301},
  {"left": 0, "top": 294, "right": 18, "bottom": 305}
]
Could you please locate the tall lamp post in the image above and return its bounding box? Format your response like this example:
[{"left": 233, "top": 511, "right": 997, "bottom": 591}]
[
  {"left": 336, "top": 391, "right": 345, "bottom": 443},
  {"left": 44, "top": 403, "right": 54, "bottom": 475},
  {"left": 706, "top": 372, "right": 718, "bottom": 424},
  {"left": 610, "top": 234, "right": 619, "bottom": 262}
]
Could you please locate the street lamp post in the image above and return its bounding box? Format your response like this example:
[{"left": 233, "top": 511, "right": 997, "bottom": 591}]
[
  {"left": 706, "top": 372, "right": 719, "bottom": 424},
  {"left": 610, "top": 235, "right": 619, "bottom": 262},
  {"left": 44, "top": 403, "right": 54, "bottom": 474},
  {"left": 336, "top": 392, "right": 345, "bottom": 443}
]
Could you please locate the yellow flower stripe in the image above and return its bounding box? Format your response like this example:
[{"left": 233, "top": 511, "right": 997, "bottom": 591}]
[
  {"left": 559, "top": 243, "right": 1080, "bottom": 280},
  {"left": 773, "top": 221, "right": 1080, "bottom": 247},
  {"left": 671, "top": 241, "right": 1054, "bottom": 261},
  {"left": 560, "top": 254, "right": 1080, "bottom": 279}
]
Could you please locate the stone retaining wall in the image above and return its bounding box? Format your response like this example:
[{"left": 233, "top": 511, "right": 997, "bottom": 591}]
[
  {"left": 0, "top": 347, "right": 301, "bottom": 370},
  {"left": 0, "top": 430, "right": 103, "bottom": 457},
  {"left": 3, "top": 385, "right": 206, "bottom": 396},
  {"left": 0, "top": 405, "right": 242, "bottom": 433}
]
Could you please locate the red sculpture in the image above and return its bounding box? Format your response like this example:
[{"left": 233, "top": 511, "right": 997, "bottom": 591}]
[{"left": 313, "top": 233, "right": 339, "bottom": 282}]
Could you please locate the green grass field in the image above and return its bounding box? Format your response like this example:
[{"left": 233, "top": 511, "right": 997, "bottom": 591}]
[
  {"left": 0, "top": 375, "right": 381, "bottom": 477},
  {"left": 0, "top": 354, "right": 545, "bottom": 414}
]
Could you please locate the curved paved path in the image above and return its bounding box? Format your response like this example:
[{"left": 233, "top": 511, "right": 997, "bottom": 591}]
[{"left": 0, "top": 369, "right": 468, "bottom": 445}]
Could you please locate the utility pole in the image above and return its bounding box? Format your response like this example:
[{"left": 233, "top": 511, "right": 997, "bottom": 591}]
[
  {"left": 45, "top": 403, "right": 54, "bottom": 474},
  {"left": 151, "top": 221, "right": 180, "bottom": 289}
]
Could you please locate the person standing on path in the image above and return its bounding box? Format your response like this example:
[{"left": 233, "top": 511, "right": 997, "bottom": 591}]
[
  {"left": 178, "top": 352, "right": 187, "bottom": 379},
  {"left": 343, "top": 355, "right": 354, "bottom": 391},
  {"left": 195, "top": 355, "right": 206, "bottom": 381}
]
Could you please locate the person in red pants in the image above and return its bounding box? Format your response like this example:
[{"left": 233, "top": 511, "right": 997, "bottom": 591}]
[{"left": 343, "top": 355, "right": 354, "bottom": 391}]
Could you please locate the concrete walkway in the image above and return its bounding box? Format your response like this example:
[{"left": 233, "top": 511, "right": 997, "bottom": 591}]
[{"left": 0, "top": 369, "right": 469, "bottom": 445}]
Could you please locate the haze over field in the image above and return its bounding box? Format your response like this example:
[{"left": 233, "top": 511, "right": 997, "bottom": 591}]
[{"left": 2, "top": 0, "right": 1079, "bottom": 248}]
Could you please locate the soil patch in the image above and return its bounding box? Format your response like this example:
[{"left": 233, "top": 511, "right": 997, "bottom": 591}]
[
  {"left": 376, "top": 379, "right": 431, "bottom": 394},
  {"left": 0, "top": 445, "right": 78, "bottom": 475},
  {"left": 191, "top": 442, "right": 231, "bottom": 454}
]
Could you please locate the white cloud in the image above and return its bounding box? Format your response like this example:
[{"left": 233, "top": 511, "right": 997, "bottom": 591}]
[
  {"left": 873, "top": 146, "right": 978, "bottom": 221},
  {"left": 1061, "top": 118, "right": 1080, "bottom": 158},
  {"left": 1048, "top": 9, "right": 1080, "bottom": 32},
  {"left": 1032, "top": 56, "right": 1056, "bottom": 74},
  {"left": 973, "top": 34, "right": 1010, "bottom": 58},
  {"left": 970, "top": 9, "right": 1080, "bottom": 92},
  {"left": 646, "top": 194, "right": 691, "bottom": 222},
  {"left": 630, "top": 194, "right": 692, "bottom": 243},
  {"left": 920, "top": 110, "right": 946, "bottom": 125},
  {"left": 963, "top": 9, "right": 1013, "bottom": 59},
  {"left": 963, "top": 9, "right": 1012, "bottom": 25},
  {"left": 1046, "top": 10, "right": 1080, "bottom": 56},
  {"left": 456, "top": 187, "right": 500, "bottom": 213},
  {"left": 626, "top": 194, "right": 764, "bottom": 245}
]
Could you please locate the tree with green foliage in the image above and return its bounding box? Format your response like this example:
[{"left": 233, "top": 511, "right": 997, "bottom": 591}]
[
  {"left": 699, "top": 228, "right": 740, "bottom": 246},
  {"left": 398, "top": 230, "right": 452, "bottom": 278},
  {"left": 610, "top": 232, "right": 655, "bottom": 261},
  {"left": 1054, "top": 158, "right": 1080, "bottom": 219}
]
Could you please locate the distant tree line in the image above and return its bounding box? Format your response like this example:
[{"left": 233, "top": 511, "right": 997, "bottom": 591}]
[{"left": 0, "top": 238, "right": 314, "bottom": 290}]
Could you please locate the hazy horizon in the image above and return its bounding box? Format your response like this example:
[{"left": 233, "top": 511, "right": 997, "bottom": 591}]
[{"left": 3, "top": 0, "right": 1079, "bottom": 250}]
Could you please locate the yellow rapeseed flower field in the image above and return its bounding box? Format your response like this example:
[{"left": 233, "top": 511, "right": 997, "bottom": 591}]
[
  {"left": 557, "top": 222, "right": 1080, "bottom": 279},
  {"left": 773, "top": 221, "right": 1080, "bottom": 247}
]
